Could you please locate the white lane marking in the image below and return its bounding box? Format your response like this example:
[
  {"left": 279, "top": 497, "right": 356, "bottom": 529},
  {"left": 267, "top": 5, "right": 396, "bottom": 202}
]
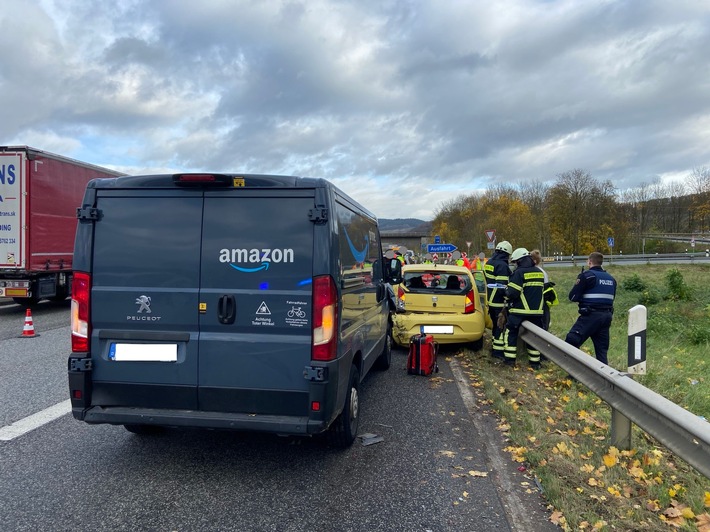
[{"left": 0, "top": 400, "right": 72, "bottom": 441}]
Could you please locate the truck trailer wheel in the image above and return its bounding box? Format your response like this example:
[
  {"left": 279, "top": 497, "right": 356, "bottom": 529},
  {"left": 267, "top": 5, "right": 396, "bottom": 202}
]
[{"left": 327, "top": 365, "right": 360, "bottom": 448}]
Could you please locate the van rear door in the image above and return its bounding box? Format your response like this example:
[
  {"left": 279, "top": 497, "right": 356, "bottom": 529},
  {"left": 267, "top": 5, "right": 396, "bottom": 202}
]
[
  {"left": 198, "top": 190, "right": 315, "bottom": 415},
  {"left": 89, "top": 191, "right": 203, "bottom": 409}
]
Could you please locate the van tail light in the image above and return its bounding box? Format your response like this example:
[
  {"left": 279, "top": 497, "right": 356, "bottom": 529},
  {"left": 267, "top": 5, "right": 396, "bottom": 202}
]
[
  {"left": 312, "top": 275, "right": 338, "bottom": 361},
  {"left": 464, "top": 289, "right": 476, "bottom": 314},
  {"left": 71, "top": 272, "right": 91, "bottom": 352}
]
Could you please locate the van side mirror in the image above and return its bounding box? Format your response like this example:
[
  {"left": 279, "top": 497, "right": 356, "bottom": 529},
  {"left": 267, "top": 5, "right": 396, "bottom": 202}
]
[{"left": 384, "top": 256, "right": 402, "bottom": 284}]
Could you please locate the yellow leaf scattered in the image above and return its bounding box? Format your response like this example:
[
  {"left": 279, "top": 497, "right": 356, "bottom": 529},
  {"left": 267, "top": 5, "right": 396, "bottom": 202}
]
[
  {"left": 705, "top": 491, "right": 710, "bottom": 507},
  {"left": 561, "top": 395, "right": 570, "bottom": 403},
  {"left": 462, "top": 491, "right": 469, "bottom": 498},
  {"left": 607, "top": 486, "right": 621, "bottom": 498},
  {"left": 497, "top": 423, "right": 510, "bottom": 432},
  {"left": 628, "top": 466, "right": 646, "bottom": 479},
  {"left": 646, "top": 499, "right": 660, "bottom": 512},
  {"left": 592, "top": 521, "right": 607, "bottom": 530},
  {"left": 566, "top": 429, "right": 578, "bottom": 436},
  {"left": 602, "top": 453, "right": 619, "bottom": 467},
  {"left": 580, "top": 464, "right": 595, "bottom": 473},
  {"left": 527, "top": 436, "right": 537, "bottom": 443},
  {"left": 681, "top": 507, "right": 695, "bottom": 519},
  {"left": 498, "top": 386, "right": 505, "bottom": 394},
  {"left": 696, "top": 512, "right": 710, "bottom": 532},
  {"left": 438, "top": 450, "right": 456, "bottom": 458},
  {"left": 546, "top": 416, "right": 555, "bottom": 425},
  {"left": 588, "top": 478, "right": 599, "bottom": 487},
  {"left": 469, "top": 470, "right": 488, "bottom": 477},
  {"left": 550, "top": 511, "right": 565, "bottom": 525}
]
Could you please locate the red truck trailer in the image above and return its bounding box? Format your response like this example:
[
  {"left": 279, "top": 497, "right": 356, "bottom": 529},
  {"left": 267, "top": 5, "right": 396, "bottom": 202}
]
[{"left": 0, "top": 146, "right": 124, "bottom": 304}]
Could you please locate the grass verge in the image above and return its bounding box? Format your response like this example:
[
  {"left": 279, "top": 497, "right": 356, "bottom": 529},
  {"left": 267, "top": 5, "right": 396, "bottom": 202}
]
[{"left": 459, "top": 263, "right": 710, "bottom": 531}]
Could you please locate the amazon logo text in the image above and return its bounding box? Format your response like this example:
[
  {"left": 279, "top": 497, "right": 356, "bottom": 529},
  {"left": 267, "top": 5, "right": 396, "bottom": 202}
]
[{"left": 219, "top": 247, "right": 294, "bottom": 273}]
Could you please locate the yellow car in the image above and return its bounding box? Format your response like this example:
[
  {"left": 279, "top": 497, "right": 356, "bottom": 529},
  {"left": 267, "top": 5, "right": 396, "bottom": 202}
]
[{"left": 392, "top": 264, "right": 491, "bottom": 350}]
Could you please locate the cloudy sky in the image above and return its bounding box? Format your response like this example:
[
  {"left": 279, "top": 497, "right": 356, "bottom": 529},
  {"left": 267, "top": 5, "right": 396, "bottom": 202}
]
[{"left": 2, "top": 0, "right": 709, "bottom": 220}]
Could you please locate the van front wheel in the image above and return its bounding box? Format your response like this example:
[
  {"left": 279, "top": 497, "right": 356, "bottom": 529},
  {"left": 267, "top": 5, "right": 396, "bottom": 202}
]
[{"left": 327, "top": 365, "right": 360, "bottom": 448}]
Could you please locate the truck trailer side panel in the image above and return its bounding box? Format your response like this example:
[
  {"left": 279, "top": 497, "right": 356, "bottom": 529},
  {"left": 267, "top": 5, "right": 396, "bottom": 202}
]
[{"left": 0, "top": 146, "right": 124, "bottom": 302}]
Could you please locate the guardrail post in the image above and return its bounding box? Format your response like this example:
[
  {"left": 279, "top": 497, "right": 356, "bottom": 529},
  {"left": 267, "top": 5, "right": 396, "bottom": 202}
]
[{"left": 611, "top": 410, "right": 632, "bottom": 450}]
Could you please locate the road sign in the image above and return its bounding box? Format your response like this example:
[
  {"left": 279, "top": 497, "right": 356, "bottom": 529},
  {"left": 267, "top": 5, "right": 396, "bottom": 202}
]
[
  {"left": 434, "top": 235, "right": 441, "bottom": 244},
  {"left": 485, "top": 229, "right": 496, "bottom": 242},
  {"left": 427, "top": 244, "right": 457, "bottom": 253},
  {"left": 691, "top": 238, "right": 696, "bottom": 247},
  {"left": 607, "top": 237, "right": 614, "bottom": 247}
]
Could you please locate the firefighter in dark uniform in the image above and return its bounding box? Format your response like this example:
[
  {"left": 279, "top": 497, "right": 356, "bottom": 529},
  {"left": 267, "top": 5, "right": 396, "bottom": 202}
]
[
  {"left": 502, "top": 248, "right": 545, "bottom": 368},
  {"left": 565, "top": 251, "right": 617, "bottom": 365},
  {"left": 484, "top": 240, "right": 512, "bottom": 359}
]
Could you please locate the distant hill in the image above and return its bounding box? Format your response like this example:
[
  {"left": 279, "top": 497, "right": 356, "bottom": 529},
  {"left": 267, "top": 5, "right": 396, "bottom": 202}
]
[{"left": 379, "top": 218, "right": 432, "bottom": 233}]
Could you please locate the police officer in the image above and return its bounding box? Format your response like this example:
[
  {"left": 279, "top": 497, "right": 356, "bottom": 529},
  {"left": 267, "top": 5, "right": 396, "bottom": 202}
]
[
  {"left": 484, "top": 241, "right": 512, "bottom": 359},
  {"left": 502, "top": 248, "right": 545, "bottom": 368},
  {"left": 565, "top": 252, "right": 617, "bottom": 365}
]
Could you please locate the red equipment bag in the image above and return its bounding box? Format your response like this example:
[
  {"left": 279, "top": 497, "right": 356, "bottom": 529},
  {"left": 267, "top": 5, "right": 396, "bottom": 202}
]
[{"left": 407, "top": 334, "right": 439, "bottom": 376}]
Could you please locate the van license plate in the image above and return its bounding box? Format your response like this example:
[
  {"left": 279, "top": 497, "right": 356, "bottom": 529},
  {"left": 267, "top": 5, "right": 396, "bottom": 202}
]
[
  {"left": 421, "top": 326, "right": 454, "bottom": 334},
  {"left": 109, "top": 343, "right": 178, "bottom": 362}
]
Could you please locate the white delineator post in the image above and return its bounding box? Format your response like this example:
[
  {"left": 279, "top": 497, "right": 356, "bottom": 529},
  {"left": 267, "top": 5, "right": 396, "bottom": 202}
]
[{"left": 611, "top": 305, "right": 648, "bottom": 449}]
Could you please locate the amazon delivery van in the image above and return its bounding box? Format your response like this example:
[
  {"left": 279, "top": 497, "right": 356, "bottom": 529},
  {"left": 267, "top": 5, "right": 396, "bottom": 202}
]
[{"left": 68, "top": 173, "right": 399, "bottom": 447}]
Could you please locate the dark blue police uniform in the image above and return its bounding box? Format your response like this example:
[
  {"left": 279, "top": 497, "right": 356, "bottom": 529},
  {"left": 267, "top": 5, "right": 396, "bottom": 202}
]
[{"left": 565, "top": 266, "right": 617, "bottom": 365}]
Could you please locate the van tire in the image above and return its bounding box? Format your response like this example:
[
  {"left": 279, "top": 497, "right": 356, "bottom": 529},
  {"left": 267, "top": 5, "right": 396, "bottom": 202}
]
[
  {"left": 375, "top": 322, "right": 392, "bottom": 370},
  {"left": 124, "top": 424, "right": 163, "bottom": 435},
  {"left": 327, "top": 365, "right": 360, "bottom": 448}
]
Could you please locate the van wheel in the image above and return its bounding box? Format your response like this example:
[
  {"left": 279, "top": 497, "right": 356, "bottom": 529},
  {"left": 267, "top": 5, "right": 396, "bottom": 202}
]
[
  {"left": 470, "top": 337, "right": 484, "bottom": 351},
  {"left": 327, "top": 365, "right": 360, "bottom": 448},
  {"left": 124, "top": 424, "right": 163, "bottom": 435},
  {"left": 375, "top": 322, "right": 393, "bottom": 370}
]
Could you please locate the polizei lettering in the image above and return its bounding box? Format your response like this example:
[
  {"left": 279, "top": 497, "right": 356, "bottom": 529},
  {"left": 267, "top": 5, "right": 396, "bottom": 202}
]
[{"left": 219, "top": 247, "right": 295, "bottom": 273}]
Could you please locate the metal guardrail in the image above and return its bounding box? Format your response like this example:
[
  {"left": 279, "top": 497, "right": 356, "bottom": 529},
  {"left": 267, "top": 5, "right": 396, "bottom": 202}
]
[{"left": 520, "top": 322, "right": 710, "bottom": 480}]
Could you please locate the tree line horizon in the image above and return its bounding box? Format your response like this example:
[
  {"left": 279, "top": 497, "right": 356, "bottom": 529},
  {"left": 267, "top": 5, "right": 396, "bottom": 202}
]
[{"left": 432, "top": 167, "right": 710, "bottom": 257}]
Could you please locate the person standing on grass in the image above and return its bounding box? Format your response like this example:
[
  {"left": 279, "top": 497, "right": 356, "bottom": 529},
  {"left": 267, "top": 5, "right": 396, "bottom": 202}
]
[
  {"left": 565, "top": 251, "right": 617, "bottom": 365},
  {"left": 502, "top": 248, "right": 545, "bottom": 369}
]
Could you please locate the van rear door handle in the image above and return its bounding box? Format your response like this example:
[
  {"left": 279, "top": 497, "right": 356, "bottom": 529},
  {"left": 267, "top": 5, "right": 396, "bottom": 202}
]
[{"left": 218, "top": 295, "right": 236, "bottom": 324}]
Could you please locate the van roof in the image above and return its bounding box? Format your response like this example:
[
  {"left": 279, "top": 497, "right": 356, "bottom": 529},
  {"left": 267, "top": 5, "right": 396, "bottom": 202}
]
[{"left": 87, "top": 173, "right": 378, "bottom": 220}]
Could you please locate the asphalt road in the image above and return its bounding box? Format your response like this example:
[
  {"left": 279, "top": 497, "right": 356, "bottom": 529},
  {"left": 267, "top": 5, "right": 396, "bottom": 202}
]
[{"left": 0, "top": 302, "right": 556, "bottom": 531}]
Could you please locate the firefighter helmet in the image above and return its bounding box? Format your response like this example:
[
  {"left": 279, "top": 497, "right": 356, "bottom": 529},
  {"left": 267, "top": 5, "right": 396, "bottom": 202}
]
[
  {"left": 510, "top": 247, "right": 530, "bottom": 262},
  {"left": 495, "top": 241, "right": 512, "bottom": 255}
]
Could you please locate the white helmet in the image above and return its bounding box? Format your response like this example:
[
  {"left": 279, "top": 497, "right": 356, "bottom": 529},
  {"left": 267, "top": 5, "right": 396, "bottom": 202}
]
[
  {"left": 511, "top": 247, "right": 530, "bottom": 262},
  {"left": 495, "top": 240, "right": 512, "bottom": 255}
]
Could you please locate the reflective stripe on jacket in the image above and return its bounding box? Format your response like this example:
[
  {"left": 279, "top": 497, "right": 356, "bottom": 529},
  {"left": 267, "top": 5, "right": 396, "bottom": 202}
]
[
  {"left": 484, "top": 251, "right": 511, "bottom": 308},
  {"left": 506, "top": 262, "right": 545, "bottom": 315}
]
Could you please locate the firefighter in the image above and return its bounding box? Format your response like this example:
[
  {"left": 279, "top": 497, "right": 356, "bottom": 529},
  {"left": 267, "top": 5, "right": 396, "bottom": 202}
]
[
  {"left": 502, "top": 247, "right": 545, "bottom": 369},
  {"left": 565, "top": 252, "right": 617, "bottom": 365},
  {"left": 484, "top": 240, "right": 512, "bottom": 359}
]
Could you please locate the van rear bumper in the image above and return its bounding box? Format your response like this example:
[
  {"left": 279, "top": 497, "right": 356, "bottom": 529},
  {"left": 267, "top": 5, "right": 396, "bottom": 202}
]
[{"left": 74, "top": 406, "right": 325, "bottom": 435}]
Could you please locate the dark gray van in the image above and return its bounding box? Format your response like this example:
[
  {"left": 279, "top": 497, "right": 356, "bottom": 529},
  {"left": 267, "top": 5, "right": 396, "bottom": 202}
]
[{"left": 68, "top": 173, "right": 399, "bottom": 447}]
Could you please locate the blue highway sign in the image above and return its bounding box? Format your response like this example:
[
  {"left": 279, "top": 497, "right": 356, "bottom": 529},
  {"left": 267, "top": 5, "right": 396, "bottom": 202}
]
[{"left": 427, "top": 244, "right": 458, "bottom": 253}]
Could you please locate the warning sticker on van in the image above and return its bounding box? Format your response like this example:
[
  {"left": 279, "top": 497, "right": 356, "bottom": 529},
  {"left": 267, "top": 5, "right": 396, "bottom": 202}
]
[
  {"left": 285, "top": 300, "right": 308, "bottom": 328},
  {"left": 219, "top": 247, "right": 294, "bottom": 273}
]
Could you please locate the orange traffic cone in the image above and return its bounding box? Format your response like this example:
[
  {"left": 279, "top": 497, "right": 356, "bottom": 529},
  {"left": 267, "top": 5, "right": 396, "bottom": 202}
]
[{"left": 21, "top": 308, "right": 37, "bottom": 338}]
